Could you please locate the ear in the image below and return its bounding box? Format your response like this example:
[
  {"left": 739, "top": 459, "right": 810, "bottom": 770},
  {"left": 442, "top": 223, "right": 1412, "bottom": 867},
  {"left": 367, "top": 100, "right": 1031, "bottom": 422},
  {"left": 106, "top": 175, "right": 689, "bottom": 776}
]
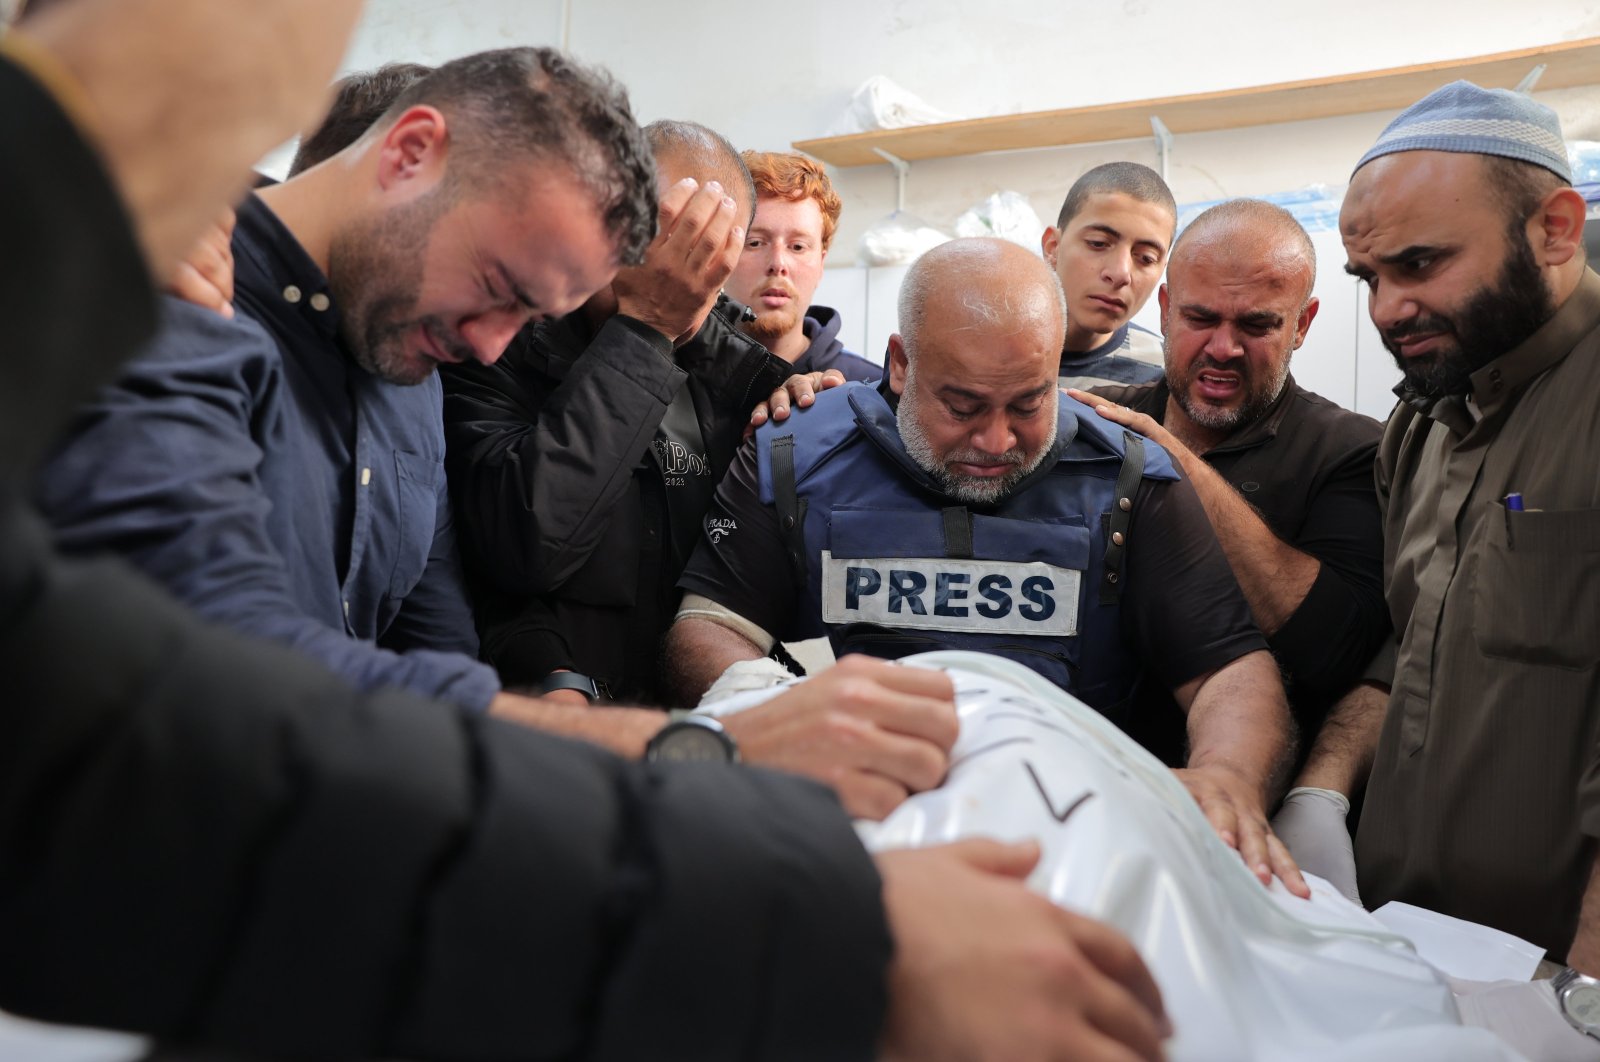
[
  {"left": 1530, "top": 186, "right": 1588, "bottom": 268},
  {"left": 374, "top": 105, "right": 450, "bottom": 194},
  {"left": 1293, "top": 296, "right": 1320, "bottom": 349},
  {"left": 1040, "top": 226, "right": 1061, "bottom": 267},
  {"left": 1156, "top": 283, "right": 1171, "bottom": 336},
  {"left": 887, "top": 334, "right": 910, "bottom": 395}
]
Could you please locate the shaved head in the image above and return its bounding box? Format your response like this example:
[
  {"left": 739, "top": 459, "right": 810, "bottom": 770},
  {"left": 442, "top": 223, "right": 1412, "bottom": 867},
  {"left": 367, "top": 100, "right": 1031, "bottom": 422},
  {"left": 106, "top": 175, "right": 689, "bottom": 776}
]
[
  {"left": 1170, "top": 199, "right": 1317, "bottom": 304},
  {"left": 898, "top": 237, "right": 1067, "bottom": 361}
]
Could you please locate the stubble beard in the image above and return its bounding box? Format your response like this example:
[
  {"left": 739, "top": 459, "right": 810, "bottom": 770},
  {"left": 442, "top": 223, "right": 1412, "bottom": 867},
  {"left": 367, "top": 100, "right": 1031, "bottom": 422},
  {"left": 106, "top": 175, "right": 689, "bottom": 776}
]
[{"left": 327, "top": 187, "right": 462, "bottom": 386}]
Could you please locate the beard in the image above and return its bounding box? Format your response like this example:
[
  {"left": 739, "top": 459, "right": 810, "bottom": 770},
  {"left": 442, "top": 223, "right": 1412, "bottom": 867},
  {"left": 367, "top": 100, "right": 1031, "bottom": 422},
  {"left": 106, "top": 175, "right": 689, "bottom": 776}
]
[
  {"left": 896, "top": 366, "right": 1058, "bottom": 507},
  {"left": 326, "top": 186, "right": 470, "bottom": 386},
  {"left": 738, "top": 281, "right": 803, "bottom": 351},
  {"left": 1165, "top": 336, "right": 1293, "bottom": 436},
  {"left": 1382, "top": 228, "right": 1555, "bottom": 400}
]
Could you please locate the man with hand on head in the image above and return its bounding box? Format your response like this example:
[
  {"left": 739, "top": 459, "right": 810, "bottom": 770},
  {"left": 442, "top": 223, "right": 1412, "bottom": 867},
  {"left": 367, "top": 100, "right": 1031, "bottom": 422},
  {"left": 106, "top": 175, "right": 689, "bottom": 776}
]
[
  {"left": 3, "top": 8, "right": 1170, "bottom": 1058},
  {"left": 1068, "top": 201, "right": 1388, "bottom": 783},
  {"left": 1045, "top": 161, "right": 1176, "bottom": 389},
  {"left": 37, "top": 80, "right": 965, "bottom": 819},
  {"left": 667, "top": 236, "right": 1307, "bottom": 895},
  {"left": 442, "top": 123, "right": 804, "bottom": 704}
]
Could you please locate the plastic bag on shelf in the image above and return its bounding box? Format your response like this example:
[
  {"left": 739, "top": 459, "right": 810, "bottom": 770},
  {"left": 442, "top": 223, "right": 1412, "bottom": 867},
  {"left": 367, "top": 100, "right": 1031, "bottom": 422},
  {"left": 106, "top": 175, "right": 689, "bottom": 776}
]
[
  {"left": 824, "top": 75, "right": 965, "bottom": 137},
  {"left": 856, "top": 210, "right": 950, "bottom": 267},
  {"left": 953, "top": 190, "right": 1046, "bottom": 251}
]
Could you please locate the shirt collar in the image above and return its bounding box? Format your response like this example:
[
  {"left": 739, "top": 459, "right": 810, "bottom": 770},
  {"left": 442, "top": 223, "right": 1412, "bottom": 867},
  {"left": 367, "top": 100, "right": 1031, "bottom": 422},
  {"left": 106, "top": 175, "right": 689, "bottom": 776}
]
[
  {"left": 233, "top": 192, "right": 343, "bottom": 343},
  {"left": 1058, "top": 323, "right": 1130, "bottom": 373}
]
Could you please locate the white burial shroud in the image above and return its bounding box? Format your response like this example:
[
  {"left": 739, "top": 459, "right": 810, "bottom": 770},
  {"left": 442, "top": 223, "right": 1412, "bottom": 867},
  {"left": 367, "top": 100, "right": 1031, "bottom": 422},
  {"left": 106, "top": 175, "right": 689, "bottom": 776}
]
[{"left": 703, "top": 651, "right": 1526, "bottom": 1062}]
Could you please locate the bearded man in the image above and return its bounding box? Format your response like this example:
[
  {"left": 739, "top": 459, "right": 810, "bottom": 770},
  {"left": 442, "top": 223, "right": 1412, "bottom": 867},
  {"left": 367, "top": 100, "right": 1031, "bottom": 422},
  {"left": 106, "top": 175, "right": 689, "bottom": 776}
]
[
  {"left": 36, "top": 48, "right": 654, "bottom": 714},
  {"left": 1068, "top": 200, "right": 1389, "bottom": 781},
  {"left": 665, "top": 236, "right": 1310, "bottom": 894},
  {"left": 1296, "top": 81, "right": 1600, "bottom": 973}
]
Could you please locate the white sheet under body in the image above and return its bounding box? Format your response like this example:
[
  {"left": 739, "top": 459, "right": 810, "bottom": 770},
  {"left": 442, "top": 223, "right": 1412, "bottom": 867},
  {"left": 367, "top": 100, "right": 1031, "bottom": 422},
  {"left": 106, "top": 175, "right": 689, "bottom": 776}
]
[{"left": 706, "top": 651, "right": 1528, "bottom": 1062}]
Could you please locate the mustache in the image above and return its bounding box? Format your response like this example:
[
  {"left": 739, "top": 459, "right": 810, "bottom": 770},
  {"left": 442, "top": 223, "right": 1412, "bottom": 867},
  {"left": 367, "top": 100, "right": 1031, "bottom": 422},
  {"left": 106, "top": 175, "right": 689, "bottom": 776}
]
[
  {"left": 756, "top": 279, "right": 798, "bottom": 299},
  {"left": 945, "top": 447, "right": 1025, "bottom": 468},
  {"left": 1384, "top": 315, "right": 1456, "bottom": 344},
  {"left": 1190, "top": 354, "right": 1249, "bottom": 377}
]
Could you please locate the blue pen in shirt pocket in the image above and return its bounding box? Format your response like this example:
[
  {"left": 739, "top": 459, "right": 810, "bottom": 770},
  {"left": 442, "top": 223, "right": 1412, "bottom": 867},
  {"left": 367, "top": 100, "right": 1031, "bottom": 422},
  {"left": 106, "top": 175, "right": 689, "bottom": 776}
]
[{"left": 1503, "top": 492, "right": 1523, "bottom": 548}]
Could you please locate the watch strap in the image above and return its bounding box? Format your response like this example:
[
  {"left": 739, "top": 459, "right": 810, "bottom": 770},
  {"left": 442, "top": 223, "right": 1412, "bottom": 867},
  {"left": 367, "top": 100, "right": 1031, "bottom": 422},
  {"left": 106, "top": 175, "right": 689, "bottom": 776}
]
[{"left": 537, "top": 671, "right": 602, "bottom": 702}]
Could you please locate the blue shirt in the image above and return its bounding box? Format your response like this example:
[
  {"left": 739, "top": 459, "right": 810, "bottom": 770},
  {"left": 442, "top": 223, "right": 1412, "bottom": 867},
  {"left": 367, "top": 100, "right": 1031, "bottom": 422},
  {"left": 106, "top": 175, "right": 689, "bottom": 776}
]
[{"left": 37, "top": 193, "right": 498, "bottom": 711}]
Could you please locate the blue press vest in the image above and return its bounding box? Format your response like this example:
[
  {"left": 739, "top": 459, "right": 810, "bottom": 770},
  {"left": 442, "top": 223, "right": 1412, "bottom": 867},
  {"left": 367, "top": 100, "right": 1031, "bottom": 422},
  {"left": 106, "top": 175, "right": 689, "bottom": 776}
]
[{"left": 756, "top": 383, "right": 1179, "bottom": 712}]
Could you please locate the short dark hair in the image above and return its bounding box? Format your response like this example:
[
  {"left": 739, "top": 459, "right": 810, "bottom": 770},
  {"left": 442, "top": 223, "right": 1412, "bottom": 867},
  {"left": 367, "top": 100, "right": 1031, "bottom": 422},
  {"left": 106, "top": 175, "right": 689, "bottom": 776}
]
[
  {"left": 1056, "top": 161, "right": 1177, "bottom": 233},
  {"left": 288, "top": 63, "right": 434, "bottom": 177},
  {"left": 1481, "top": 153, "right": 1570, "bottom": 236},
  {"left": 645, "top": 120, "right": 756, "bottom": 228},
  {"left": 380, "top": 48, "right": 657, "bottom": 266}
]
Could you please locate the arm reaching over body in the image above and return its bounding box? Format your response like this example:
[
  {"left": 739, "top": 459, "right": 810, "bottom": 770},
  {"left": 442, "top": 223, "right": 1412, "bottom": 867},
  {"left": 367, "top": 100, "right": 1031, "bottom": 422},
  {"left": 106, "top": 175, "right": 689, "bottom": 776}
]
[
  {"left": 665, "top": 606, "right": 960, "bottom": 822},
  {"left": 1174, "top": 649, "right": 1308, "bottom": 898},
  {"left": 720, "top": 655, "right": 958, "bottom": 822},
  {"left": 1272, "top": 675, "right": 1391, "bottom": 903}
]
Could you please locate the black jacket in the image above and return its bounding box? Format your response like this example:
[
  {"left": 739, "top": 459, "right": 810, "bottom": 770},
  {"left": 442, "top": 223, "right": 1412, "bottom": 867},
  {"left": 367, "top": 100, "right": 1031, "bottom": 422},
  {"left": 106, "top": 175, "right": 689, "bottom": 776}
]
[
  {"left": 443, "top": 300, "right": 792, "bottom": 702},
  {"left": 1, "top": 53, "right": 890, "bottom": 1059}
]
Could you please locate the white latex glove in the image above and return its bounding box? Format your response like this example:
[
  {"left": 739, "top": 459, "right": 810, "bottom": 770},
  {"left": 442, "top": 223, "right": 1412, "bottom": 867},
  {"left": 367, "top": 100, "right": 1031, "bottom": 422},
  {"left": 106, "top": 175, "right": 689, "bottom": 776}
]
[
  {"left": 1270, "top": 787, "right": 1360, "bottom": 904},
  {"left": 1454, "top": 977, "right": 1600, "bottom": 1062}
]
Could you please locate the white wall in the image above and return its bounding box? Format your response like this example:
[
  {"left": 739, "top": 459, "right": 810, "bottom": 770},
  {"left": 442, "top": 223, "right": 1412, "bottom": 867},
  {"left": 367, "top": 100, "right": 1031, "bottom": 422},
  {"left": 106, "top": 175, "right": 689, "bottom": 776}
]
[
  {"left": 327, "top": 0, "right": 1600, "bottom": 418},
  {"left": 341, "top": 0, "right": 1600, "bottom": 252}
]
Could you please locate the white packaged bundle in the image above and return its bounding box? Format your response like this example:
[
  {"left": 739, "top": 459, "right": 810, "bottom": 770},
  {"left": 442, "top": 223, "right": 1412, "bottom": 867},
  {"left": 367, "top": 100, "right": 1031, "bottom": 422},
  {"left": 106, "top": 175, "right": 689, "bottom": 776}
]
[{"left": 703, "top": 651, "right": 1533, "bottom": 1061}]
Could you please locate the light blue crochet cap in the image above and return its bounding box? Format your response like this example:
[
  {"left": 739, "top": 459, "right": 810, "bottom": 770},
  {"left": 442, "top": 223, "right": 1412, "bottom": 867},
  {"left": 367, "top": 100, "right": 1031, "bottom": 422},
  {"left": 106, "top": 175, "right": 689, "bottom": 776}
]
[{"left": 1353, "top": 79, "right": 1570, "bottom": 181}]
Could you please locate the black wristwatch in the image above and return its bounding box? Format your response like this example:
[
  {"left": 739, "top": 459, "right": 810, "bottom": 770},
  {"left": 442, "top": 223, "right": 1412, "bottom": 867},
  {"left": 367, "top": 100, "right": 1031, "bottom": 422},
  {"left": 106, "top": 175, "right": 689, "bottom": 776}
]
[
  {"left": 1553, "top": 967, "right": 1600, "bottom": 1040},
  {"left": 537, "top": 671, "right": 603, "bottom": 703},
  {"left": 645, "top": 713, "right": 740, "bottom": 764}
]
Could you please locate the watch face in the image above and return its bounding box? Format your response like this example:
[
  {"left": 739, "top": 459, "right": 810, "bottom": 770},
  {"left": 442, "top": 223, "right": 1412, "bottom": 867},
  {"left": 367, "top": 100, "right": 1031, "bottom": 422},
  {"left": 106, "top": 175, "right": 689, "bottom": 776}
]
[
  {"left": 1568, "top": 983, "right": 1600, "bottom": 1026},
  {"left": 654, "top": 724, "right": 735, "bottom": 763}
]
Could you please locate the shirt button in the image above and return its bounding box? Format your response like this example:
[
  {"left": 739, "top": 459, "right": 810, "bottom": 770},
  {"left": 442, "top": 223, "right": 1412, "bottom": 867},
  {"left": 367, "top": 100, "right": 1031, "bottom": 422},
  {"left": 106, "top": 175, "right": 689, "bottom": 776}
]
[
  {"left": 1118, "top": 497, "right": 1132, "bottom": 512},
  {"left": 283, "top": 284, "right": 302, "bottom": 304},
  {"left": 1112, "top": 531, "right": 1126, "bottom": 546},
  {"left": 343, "top": 599, "right": 350, "bottom": 617},
  {"left": 360, "top": 467, "right": 372, "bottom": 487},
  {"left": 310, "top": 292, "right": 331, "bottom": 312}
]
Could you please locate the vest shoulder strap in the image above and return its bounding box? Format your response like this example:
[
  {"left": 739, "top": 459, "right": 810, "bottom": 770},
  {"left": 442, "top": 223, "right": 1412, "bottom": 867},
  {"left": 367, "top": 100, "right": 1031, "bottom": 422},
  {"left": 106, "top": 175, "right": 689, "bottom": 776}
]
[
  {"left": 769, "top": 433, "right": 810, "bottom": 597},
  {"left": 1098, "top": 431, "right": 1145, "bottom": 605}
]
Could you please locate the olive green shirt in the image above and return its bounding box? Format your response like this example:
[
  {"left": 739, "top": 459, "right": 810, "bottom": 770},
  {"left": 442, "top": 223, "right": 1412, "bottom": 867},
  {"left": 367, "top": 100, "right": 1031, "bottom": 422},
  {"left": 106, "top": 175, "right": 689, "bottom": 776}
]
[{"left": 1358, "top": 267, "right": 1600, "bottom": 959}]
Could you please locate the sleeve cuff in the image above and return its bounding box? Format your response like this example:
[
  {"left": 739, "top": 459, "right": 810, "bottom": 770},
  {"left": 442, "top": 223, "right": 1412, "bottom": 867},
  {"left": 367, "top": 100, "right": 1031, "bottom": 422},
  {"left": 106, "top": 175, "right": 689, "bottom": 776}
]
[{"left": 1268, "top": 564, "right": 1383, "bottom": 700}]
